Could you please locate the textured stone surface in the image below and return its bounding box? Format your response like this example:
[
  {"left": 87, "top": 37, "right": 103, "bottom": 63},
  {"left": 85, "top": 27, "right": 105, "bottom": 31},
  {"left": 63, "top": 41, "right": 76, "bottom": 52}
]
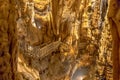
[
  {"left": 16, "top": 0, "right": 113, "bottom": 80},
  {"left": 108, "top": 0, "right": 120, "bottom": 80},
  {"left": 0, "top": 0, "right": 116, "bottom": 80},
  {"left": 0, "top": 0, "right": 18, "bottom": 80}
]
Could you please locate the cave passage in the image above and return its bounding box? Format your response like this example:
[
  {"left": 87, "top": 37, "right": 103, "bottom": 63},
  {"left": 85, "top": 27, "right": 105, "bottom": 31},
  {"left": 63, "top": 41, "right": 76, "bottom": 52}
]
[{"left": 0, "top": 0, "right": 120, "bottom": 80}]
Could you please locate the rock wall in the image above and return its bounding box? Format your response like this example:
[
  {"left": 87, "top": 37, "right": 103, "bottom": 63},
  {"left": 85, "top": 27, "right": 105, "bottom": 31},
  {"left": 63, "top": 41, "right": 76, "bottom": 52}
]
[
  {"left": 15, "top": 0, "right": 114, "bottom": 80},
  {"left": 75, "top": 0, "right": 112, "bottom": 80},
  {"left": 0, "top": 0, "right": 18, "bottom": 80},
  {"left": 96, "top": 18, "right": 113, "bottom": 80},
  {"left": 108, "top": 0, "right": 120, "bottom": 80},
  {"left": 0, "top": 0, "right": 115, "bottom": 80}
]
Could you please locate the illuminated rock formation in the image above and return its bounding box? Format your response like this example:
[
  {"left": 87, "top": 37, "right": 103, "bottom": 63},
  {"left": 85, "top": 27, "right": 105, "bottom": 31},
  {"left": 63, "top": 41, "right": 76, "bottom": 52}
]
[{"left": 0, "top": 0, "right": 116, "bottom": 80}]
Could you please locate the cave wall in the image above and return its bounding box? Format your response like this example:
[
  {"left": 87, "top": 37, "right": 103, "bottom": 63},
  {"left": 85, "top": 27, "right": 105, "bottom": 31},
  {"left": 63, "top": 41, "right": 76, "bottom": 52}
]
[
  {"left": 108, "top": 0, "right": 120, "bottom": 80},
  {"left": 16, "top": 0, "right": 114, "bottom": 80},
  {"left": 0, "top": 0, "right": 18, "bottom": 80},
  {"left": 0, "top": 0, "right": 115, "bottom": 80}
]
